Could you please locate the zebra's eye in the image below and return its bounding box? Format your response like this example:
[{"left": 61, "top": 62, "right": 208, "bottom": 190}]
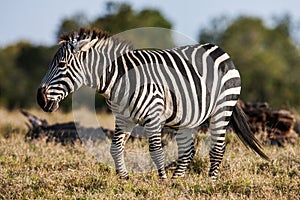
[{"left": 60, "top": 57, "right": 67, "bottom": 63}]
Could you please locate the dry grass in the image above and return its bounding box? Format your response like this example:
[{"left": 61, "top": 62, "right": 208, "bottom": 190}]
[{"left": 0, "top": 108, "right": 299, "bottom": 199}]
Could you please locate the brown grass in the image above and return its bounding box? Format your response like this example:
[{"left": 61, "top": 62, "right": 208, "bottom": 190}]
[{"left": 0, "top": 108, "right": 299, "bottom": 199}]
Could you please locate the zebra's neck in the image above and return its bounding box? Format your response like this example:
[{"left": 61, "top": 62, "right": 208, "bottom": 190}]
[{"left": 81, "top": 37, "right": 134, "bottom": 97}]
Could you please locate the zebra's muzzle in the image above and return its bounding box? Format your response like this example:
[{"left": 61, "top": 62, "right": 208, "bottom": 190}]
[{"left": 37, "top": 87, "right": 59, "bottom": 112}]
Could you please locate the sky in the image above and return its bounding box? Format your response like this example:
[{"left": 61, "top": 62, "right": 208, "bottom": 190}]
[{"left": 1, "top": 0, "right": 300, "bottom": 47}]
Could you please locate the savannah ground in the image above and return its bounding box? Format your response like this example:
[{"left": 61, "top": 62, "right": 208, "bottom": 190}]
[{"left": 0, "top": 108, "right": 299, "bottom": 199}]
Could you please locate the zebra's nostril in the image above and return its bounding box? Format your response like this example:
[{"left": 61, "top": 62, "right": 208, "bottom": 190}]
[{"left": 37, "top": 87, "right": 47, "bottom": 110}]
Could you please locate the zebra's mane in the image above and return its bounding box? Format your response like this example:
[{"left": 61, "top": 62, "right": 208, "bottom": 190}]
[
  {"left": 59, "top": 28, "right": 110, "bottom": 43},
  {"left": 59, "top": 28, "right": 133, "bottom": 50}
]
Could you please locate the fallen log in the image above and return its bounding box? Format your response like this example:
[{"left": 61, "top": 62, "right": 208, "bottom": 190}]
[
  {"left": 239, "top": 100, "right": 299, "bottom": 146},
  {"left": 21, "top": 109, "right": 114, "bottom": 145}
]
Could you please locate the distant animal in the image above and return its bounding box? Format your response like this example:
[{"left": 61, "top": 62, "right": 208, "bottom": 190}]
[{"left": 37, "top": 28, "right": 269, "bottom": 181}]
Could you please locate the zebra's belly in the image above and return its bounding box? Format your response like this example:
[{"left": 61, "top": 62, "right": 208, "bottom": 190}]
[
  {"left": 163, "top": 95, "right": 213, "bottom": 129},
  {"left": 163, "top": 111, "right": 210, "bottom": 129}
]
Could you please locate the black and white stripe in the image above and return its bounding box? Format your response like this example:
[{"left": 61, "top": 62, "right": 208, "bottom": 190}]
[{"left": 37, "top": 28, "right": 268, "bottom": 181}]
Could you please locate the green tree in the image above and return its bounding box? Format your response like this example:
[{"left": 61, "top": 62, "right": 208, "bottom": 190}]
[
  {"left": 92, "top": 3, "right": 172, "bottom": 32},
  {"left": 199, "top": 16, "right": 300, "bottom": 109},
  {"left": 0, "top": 42, "right": 56, "bottom": 109},
  {"left": 56, "top": 13, "right": 89, "bottom": 40},
  {"left": 57, "top": 2, "right": 174, "bottom": 48}
]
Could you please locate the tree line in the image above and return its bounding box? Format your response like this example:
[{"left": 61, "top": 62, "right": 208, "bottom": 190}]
[{"left": 0, "top": 2, "right": 299, "bottom": 111}]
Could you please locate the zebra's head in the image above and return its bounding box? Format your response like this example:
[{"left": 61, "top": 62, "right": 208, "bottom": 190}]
[{"left": 37, "top": 28, "right": 100, "bottom": 112}]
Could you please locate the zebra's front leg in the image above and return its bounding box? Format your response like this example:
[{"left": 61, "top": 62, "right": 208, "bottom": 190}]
[
  {"left": 173, "top": 129, "right": 195, "bottom": 178},
  {"left": 148, "top": 132, "right": 167, "bottom": 179},
  {"left": 110, "top": 118, "right": 134, "bottom": 179}
]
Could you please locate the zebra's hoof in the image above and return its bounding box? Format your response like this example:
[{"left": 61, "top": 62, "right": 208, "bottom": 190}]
[
  {"left": 120, "top": 175, "right": 129, "bottom": 180},
  {"left": 172, "top": 173, "right": 185, "bottom": 179},
  {"left": 116, "top": 170, "right": 129, "bottom": 180},
  {"left": 158, "top": 168, "right": 167, "bottom": 179},
  {"left": 160, "top": 175, "right": 167, "bottom": 180}
]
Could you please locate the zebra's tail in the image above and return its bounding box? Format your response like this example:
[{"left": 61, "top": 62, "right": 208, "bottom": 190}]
[{"left": 231, "top": 101, "right": 270, "bottom": 161}]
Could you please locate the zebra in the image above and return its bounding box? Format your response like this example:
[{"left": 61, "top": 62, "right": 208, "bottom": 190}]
[{"left": 37, "top": 28, "right": 269, "bottom": 181}]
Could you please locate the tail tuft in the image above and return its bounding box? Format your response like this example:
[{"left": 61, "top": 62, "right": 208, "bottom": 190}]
[{"left": 231, "top": 101, "right": 270, "bottom": 161}]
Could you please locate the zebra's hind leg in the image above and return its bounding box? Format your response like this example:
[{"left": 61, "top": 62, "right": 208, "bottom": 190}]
[
  {"left": 110, "top": 117, "right": 134, "bottom": 179},
  {"left": 172, "top": 129, "right": 195, "bottom": 178},
  {"left": 208, "top": 107, "right": 234, "bottom": 181}
]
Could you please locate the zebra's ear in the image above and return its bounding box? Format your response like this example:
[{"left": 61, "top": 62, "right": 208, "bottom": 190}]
[{"left": 76, "top": 38, "right": 98, "bottom": 52}]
